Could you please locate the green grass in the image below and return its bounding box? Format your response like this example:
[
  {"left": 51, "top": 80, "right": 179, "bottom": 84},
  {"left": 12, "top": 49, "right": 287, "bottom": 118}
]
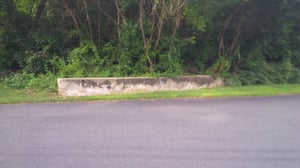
[{"left": 1, "top": 84, "right": 300, "bottom": 104}]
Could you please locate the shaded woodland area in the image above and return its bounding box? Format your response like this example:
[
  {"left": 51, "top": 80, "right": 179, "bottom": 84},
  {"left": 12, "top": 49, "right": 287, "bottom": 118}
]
[{"left": 1, "top": 0, "right": 300, "bottom": 89}]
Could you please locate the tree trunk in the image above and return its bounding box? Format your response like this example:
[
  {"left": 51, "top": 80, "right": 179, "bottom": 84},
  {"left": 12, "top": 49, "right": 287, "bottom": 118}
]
[
  {"left": 53, "top": 0, "right": 81, "bottom": 34},
  {"left": 139, "top": 0, "right": 147, "bottom": 47},
  {"left": 139, "top": 0, "right": 153, "bottom": 68},
  {"left": 27, "top": 0, "right": 47, "bottom": 38},
  {"left": 84, "top": 0, "right": 93, "bottom": 41},
  {"left": 218, "top": 0, "right": 244, "bottom": 57},
  {"left": 154, "top": 0, "right": 165, "bottom": 49},
  {"left": 114, "top": 0, "right": 121, "bottom": 42},
  {"left": 33, "top": 0, "right": 47, "bottom": 28},
  {"left": 168, "top": 0, "right": 187, "bottom": 54}
]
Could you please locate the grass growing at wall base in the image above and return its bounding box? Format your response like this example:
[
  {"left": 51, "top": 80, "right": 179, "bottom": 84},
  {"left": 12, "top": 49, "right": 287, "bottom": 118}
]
[{"left": 1, "top": 84, "right": 300, "bottom": 104}]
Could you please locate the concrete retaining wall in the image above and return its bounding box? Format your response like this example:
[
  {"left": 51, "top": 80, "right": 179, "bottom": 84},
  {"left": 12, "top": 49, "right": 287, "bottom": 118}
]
[{"left": 57, "top": 76, "right": 224, "bottom": 97}]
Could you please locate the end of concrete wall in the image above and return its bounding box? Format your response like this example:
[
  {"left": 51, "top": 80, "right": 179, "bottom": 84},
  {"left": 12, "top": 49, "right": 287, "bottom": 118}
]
[{"left": 57, "top": 76, "right": 224, "bottom": 97}]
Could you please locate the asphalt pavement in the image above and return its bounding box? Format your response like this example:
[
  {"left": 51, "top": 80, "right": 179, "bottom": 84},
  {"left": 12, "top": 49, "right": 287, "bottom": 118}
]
[{"left": 1, "top": 96, "right": 300, "bottom": 168}]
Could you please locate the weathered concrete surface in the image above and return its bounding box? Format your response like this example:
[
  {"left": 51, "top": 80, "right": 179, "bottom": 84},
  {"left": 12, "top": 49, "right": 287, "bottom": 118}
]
[{"left": 57, "top": 76, "right": 224, "bottom": 97}]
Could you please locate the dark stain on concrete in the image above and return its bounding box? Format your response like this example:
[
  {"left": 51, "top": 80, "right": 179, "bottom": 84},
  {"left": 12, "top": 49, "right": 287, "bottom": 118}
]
[{"left": 80, "top": 79, "right": 112, "bottom": 89}]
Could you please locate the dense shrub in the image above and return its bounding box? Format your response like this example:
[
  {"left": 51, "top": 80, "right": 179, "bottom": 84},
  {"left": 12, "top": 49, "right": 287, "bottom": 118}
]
[
  {"left": 0, "top": 72, "right": 57, "bottom": 91},
  {"left": 1, "top": 73, "right": 35, "bottom": 89}
]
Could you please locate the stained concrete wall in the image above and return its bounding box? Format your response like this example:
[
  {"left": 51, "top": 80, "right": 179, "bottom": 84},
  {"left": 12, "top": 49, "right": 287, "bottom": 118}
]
[{"left": 57, "top": 76, "right": 224, "bottom": 97}]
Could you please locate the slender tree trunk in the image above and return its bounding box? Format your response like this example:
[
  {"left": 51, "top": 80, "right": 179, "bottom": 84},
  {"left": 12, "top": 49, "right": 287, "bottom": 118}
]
[
  {"left": 139, "top": 0, "right": 147, "bottom": 47},
  {"left": 169, "top": 0, "right": 186, "bottom": 54},
  {"left": 139, "top": 0, "right": 153, "bottom": 68},
  {"left": 53, "top": 0, "right": 81, "bottom": 34},
  {"left": 94, "top": 0, "right": 117, "bottom": 25},
  {"left": 154, "top": 0, "right": 165, "bottom": 49},
  {"left": 218, "top": 0, "right": 244, "bottom": 57},
  {"left": 84, "top": 0, "right": 93, "bottom": 41},
  {"left": 33, "top": 0, "right": 47, "bottom": 28},
  {"left": 28, "top": 0, "right": 47, "bottom": 38},
  {"left": 230, "top": 14, "right": 243, "bottom": 51},
  {"left": 114, "top": 0, "right": 121, "bottom": 42},
  {"left": 71, "top": 12, "right": 81, "bottom": 34},
  {"left": 97, "top": 13, "right": 102, "bottom": 46}
]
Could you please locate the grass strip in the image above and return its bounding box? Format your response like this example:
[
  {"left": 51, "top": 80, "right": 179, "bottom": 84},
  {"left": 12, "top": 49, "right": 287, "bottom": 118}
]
[{"left": 1, "top": 84, "right": 300, "bottom": 104}]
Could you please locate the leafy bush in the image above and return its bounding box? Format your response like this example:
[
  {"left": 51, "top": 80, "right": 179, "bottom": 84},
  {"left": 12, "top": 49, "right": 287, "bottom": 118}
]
[
  {"left": 52, "top": 41, "right": 104, "bottom": 78},
  {"left": 235, "top": 57, "right": 300, "bottom": 85},
  {"left": 275, "top": 60, "right": 300, "bottom": 84},
  {"left": 207, "top": 56, "right": 231, "bottom": 77},
  {"left": 154, "top": 53, "right": 183, "bottom": 77},
  {"left": 0, "top": 72, "right": 57, "bottom": 91},
  {"left": 27, "top": 73, "right": 57, "bottom": 91},
  {"left": 1, "top": 73, "right": 35, "bottom": 89}
]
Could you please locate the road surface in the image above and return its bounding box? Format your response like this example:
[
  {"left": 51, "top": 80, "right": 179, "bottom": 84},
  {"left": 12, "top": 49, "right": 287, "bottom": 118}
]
[{"left": 1, "top": 96, "right": 300, "bottom": 168}]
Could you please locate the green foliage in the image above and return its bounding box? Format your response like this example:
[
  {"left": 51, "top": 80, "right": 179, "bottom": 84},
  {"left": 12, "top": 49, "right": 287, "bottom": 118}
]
[
  {"left": 118, "top": 22, "right": 145, "bottom": 76},
  {"left": 207, "top": 57, "right": 231, "bottom": 77},
  {"left": 119, "top": 0, "right": 137, "bottom": 13},
  {"left": 0, "top": 72, "right": 57, "bottom": 91},
  {"left": 274, "top": 60, "right": 300, "bottom": 84},
  {"left": 235, "top": 57, "right": 300, "bottom": 85},
  {"left": 0, "top": 4, "right": 30, "bottom": 73},
  {"left": 1, "top": 0, "right": 300, "bottom": 87},
  {"left": 15, "top": 0, "right": 38, "bottom": 16},
  {"left": 183, "top": 5, "right": 207, "bottom": 31},
  {"left": 154, "top": 53, "right": 183, "bottom": 77},
  {"left": 0, "top": 73, "right": 35, "bottom": 89},
  {"left": 53, "top": 41, "right": 103, "bottom": 77},
  {"left": 27, "top": 73, "right": 57, "bottom": 91}
]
